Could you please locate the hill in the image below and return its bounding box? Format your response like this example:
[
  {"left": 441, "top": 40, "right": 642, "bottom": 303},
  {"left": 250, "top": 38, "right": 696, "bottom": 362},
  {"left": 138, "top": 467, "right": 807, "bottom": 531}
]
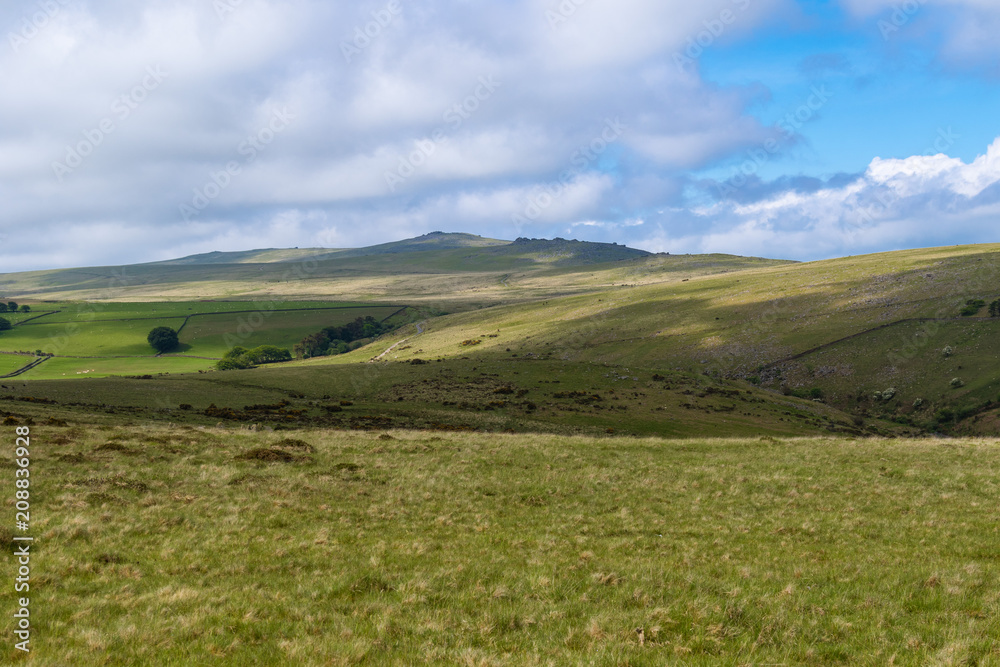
[
  {"left": 151, "top": 232, "right": 509, "bottom": 266},
  {"left": 0, "top": 234, "right": 778, "bottom": 305},
  {"left": 2, "top": 239, "right": 999, "bottom": 435},
  {"left": 314, "top": 243, "right": 1000, "bottom": 434}
]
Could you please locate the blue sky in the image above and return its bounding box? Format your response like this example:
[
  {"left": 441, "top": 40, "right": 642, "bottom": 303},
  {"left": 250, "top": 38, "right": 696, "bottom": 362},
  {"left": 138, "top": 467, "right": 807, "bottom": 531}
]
[{"left": 1, "top": 0, "right": 998, "bottom": 271}]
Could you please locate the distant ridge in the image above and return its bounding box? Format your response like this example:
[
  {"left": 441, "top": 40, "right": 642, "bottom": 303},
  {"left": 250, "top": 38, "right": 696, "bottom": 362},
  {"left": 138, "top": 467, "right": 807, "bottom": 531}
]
[
  {"left": 146, "top": 232, "right": 649, "bottom": 266},
  {"left": 481, "top": 237, "right": 651, "bottom": 265}
]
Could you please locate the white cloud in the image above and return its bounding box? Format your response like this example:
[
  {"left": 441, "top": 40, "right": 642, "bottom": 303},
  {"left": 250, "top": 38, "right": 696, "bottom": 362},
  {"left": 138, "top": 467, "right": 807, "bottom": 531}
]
[
  {"left": 646, "top": 137, "right": 1000, "bottom": 259},
  {"left": 0, "top": 0, "right": 800, "bottom": 270}
]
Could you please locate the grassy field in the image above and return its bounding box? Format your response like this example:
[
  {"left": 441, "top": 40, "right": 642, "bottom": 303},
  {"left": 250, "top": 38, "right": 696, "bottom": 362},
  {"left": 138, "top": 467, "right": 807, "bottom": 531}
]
[
  {"left": 177, "top": 306, "right": 403, "bottom": 358},
  {"left": 22, "top": 356, "right": 213, "bottom": 380},
  {"left": 0, "top": 358, "right": 890, "bottom": 438},
  {"left": 2, "top": 425, "right": 999, "bottom": 665},
  {"left": 5, "top": 244, "right": 1000, "bottom": 433},
  {"left": 3, "top": 239, "right": 1000, "bottom": 664},
  {"left": 0, "top": 302, "right": 409, "bottom": 379},
  {"left": 299, "top": 243, "right": 1000, "bottom": 434},
  {"left": 0, "top": 318, "right": 189, "bottom": 357},
  {"left": 0, "top": 353, "right": 32, "bottom": 376}
]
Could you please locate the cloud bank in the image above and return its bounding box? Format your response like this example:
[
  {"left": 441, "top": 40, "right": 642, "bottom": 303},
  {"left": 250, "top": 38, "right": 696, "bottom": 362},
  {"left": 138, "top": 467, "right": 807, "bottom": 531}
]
[{"left": 0, "top": 0, "right": 997, "bottom": 272}]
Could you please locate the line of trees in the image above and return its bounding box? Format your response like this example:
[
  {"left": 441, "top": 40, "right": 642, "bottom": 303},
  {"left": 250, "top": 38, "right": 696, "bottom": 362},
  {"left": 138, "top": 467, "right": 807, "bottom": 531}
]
[
  {"left": 990, "top": 299, "right": 1000, "bottom": 317},
  {"left": 217, "top": 345, "right": 292, "bottom": 370},
  {"left": 294, "top": 316, "right": 392, "bottom": 358},
  {"left": 0, "top": 302, "right": 29, "bottom": 313}
]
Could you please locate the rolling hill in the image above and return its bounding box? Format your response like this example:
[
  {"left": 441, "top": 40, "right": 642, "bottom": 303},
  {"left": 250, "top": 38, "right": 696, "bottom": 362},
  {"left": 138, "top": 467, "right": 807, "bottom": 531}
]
[{"left": 1, "top": 237, "right": 999, "bottom": 435}]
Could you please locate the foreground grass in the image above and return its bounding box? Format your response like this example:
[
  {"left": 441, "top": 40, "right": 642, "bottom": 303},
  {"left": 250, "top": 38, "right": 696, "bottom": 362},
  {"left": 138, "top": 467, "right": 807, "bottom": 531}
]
[{"left": 3, "top": 428, "right": 1000, "bottom": 665}]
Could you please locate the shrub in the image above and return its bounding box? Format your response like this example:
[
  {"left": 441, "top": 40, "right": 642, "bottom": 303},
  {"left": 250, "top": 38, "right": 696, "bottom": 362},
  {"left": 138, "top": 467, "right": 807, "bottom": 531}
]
[{"left": 960, "top": 299, "right": 986, "bottom": 317}]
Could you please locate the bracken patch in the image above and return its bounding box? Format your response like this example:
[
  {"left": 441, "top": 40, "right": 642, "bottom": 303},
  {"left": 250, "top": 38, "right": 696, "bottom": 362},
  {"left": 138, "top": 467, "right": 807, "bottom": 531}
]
[{"left": 235, "top": 448, "right": 297, "bottom": 463}]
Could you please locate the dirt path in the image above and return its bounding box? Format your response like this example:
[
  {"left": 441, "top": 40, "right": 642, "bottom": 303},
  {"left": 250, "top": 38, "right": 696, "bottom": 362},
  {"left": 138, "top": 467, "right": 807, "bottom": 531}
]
[{"left": 370, "top": 320, "right": 426, "bottom": 362}]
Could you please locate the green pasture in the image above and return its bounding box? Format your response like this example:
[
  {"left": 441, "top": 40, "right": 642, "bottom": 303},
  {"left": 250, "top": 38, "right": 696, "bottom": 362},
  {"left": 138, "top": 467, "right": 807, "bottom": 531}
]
[
  {"left": 0, "top": 352, "right": 32, "bottom": 376},
  {"left": 0, "top": 310, "right": 58, "bottom": 325},
  {"left": 0, "top": 318, "right": 188, "bottom": 357},
  {"left": 22, "top": 355, "right": 213, "bottom": 380},
  {"left": 2, "top": 427, "right": 999, "bottom": 665},
  {"left": 13, "top": 300, "right": 365, "bottom": 322},
  {"left": 178, "top": 305, "right": 403, "bottom": 358},
  {"left": 0, "top": 302, "right": 408, "bottom": 379}
]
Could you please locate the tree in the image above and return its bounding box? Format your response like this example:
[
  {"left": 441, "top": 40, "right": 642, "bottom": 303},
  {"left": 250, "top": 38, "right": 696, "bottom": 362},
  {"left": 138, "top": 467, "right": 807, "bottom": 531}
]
[
  {"left": 990, "top": 300, "right": 1000, "bottom": 318},
  {"left": 18, "top": 305, "right": 30, "bottom": 313},
  {"left": 147, "top": 326, "right": 179, "bottom": 353},
  {"left": 216, "top": 345, "right": 291, "bottom": 370},
  {"left": 0, "top": 303, "right": 7, "bottom": 313},
  {"left": 246, "top": 345, "right": 292, "bottom": 364},
  {"left": 7, "top": 302, "right": 17, "bottom": 313},
  {"left": 0, "top": 317, "right": 11, "bottom": 331},
  {"left": 294, "top": 316, "right": 395, "bottom": 359}
]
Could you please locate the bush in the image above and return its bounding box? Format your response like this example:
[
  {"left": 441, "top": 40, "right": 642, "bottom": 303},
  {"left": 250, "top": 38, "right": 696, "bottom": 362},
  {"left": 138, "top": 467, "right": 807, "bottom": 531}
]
[
  {"left": 936, "top": 408, "right": 955, "bottom": 423},
  {"left": 960, "top": 299, "right": 986, "bottom": 317},
  {"left": 147, "top": 327, "right": 179, "bottom": 353}
]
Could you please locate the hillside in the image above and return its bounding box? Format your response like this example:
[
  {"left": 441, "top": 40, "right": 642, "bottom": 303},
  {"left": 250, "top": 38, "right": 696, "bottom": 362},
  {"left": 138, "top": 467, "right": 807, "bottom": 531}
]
[
  {"left": 314, "top": 243, "right": 1000, "bottom": 434},
  {"left": 0, "top": 234, "right": 783, "bottom": 305},
  {"left": 2, "top": 240, "right": 999, "bottom": 435}
]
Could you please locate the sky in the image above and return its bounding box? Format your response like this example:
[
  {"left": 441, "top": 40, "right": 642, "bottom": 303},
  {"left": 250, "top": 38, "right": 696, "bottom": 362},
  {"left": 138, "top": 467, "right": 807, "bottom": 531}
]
[{"left": 1, "top": 0, "right": 999, "bottom": 272}]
